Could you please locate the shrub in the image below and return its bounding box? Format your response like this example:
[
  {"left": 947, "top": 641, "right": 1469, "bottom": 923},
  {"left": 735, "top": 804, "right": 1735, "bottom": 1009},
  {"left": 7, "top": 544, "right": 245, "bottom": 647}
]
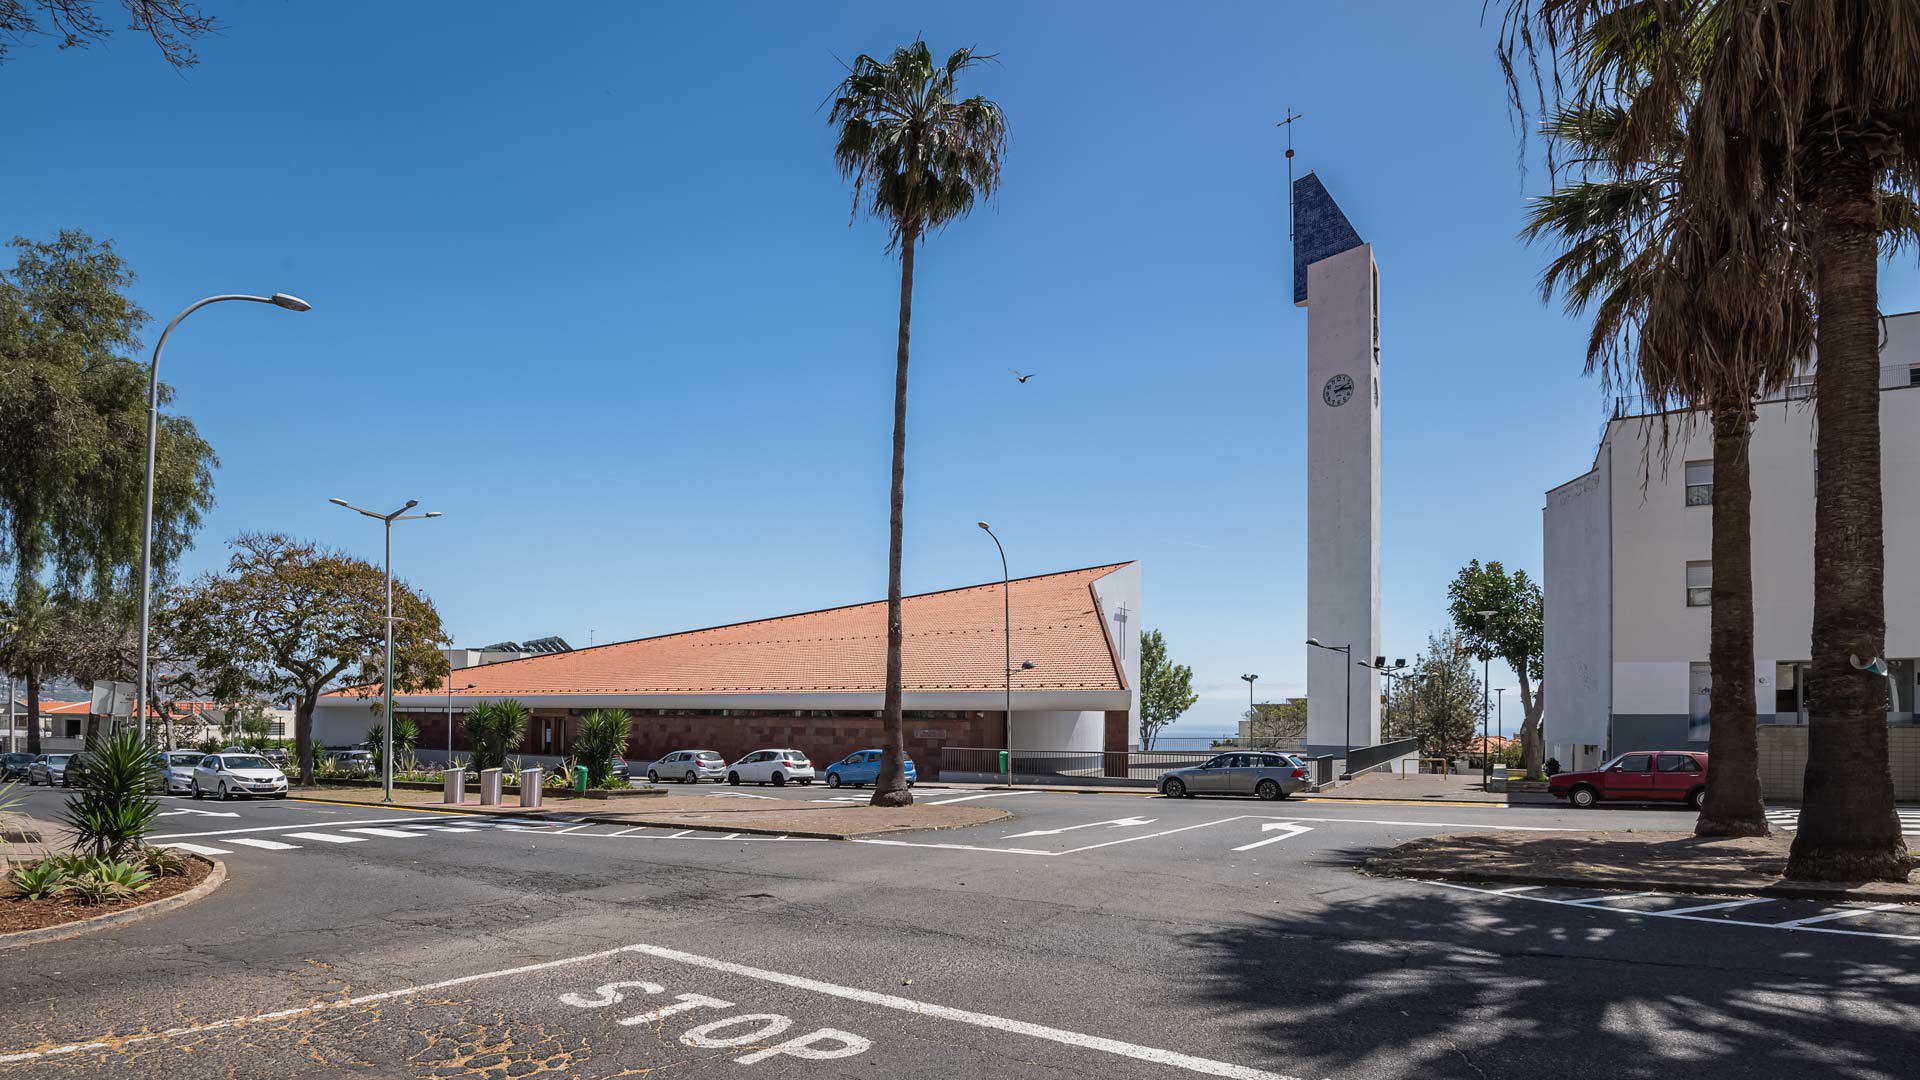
[
  {"left": 464, "top": 700, "right": 529, "bottom": 774},
  {"left": 62, "top": 860, "right": 152, "bottom": 905},
  {"left": 574, "top": 709, "right": 633, "bottom": 786},
  {"left": 61, "top": 729, "right": 161, "bottom": 860},
  {"left": 8, "top": 860, "right": 70, "bottom": 900},
  {"left": 139, "top": 846, "right": 190, "bottom": 878}
]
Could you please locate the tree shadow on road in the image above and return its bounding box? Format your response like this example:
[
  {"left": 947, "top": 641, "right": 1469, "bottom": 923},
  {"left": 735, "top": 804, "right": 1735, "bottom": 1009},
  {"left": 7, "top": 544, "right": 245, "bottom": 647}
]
[{"left": 1181, "top": 881, "right": 1920, "bottom": 1080}]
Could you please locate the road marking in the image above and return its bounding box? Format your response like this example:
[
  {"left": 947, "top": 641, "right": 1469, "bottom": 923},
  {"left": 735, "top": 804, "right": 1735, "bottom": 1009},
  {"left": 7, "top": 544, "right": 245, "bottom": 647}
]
[
  {"left": 1423, "top": 880, "right": 1920, "bottom": 942},
  {"left": 223, "top": 837, "right": 300, "bottom": 851},
  {"left": 854, "top": 838, "right": 1053, "bottom": 856},
  {"left": 606, "top": 826, "right": 652, "bottom": 837},
  {"left": 150, "top": 816, "right": 427, "bottom": 841},
  {"left": 342, "top": 827, "right": 425, "bottom": 839},
  {"left": 157, "top": 808, "right": 238, "bottom": 818},
  {"left": 1276, "top": 814, "right": 1577, "bottom": 832},
  {"left": 925, "top": 792, "right": 1020, "bottom": 806},
  {"left": 158, "top": 842, "right": 230, "bottom": 856},
  {"left": 1229, "top": 822, "right": 1313, "bottom": 852},
  {"left": 1775, "top": 903, "right": 1905, "bottom": 928},
  {"left": 624, "top": 943, "right": 1303, "bottom": 1080},
  {"left": 704, "top": 792, "right": 777, "bottom": 799},
  {"left": 551, "top": 824, "right": 594, "bottom": 835},
  {"left": 1565, "top": 891, "right": 1659, "bottom": 906},
  {"left": 283, "top": 832, "right": 368, "bottom": 844},
  {"left": 1489, "top": 885, "right": 1541, "bottom": 895},
  {"left": 1006, "top": 816, "right": 1156, "bottom": 839},
  {"left": 1654, "top": 898, "right": 1771, "bottom": 916}
]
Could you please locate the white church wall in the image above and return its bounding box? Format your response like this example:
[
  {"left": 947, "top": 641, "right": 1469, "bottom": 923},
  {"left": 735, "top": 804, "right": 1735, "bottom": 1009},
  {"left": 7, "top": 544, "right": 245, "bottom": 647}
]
[{"left": 1543, "top": 455, "right": 1611, "bottom": 753}]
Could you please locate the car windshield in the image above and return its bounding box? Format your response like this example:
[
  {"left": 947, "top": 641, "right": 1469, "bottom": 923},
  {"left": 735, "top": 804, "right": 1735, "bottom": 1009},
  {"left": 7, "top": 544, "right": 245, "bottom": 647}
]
[
  {"left": 697, "top": 752, "right": 722, "bottom": 760},
  {"left": 168, "top": 753, "right": 203, "bottom": 766},
  {"left": 47, "top": 755, "right": 71, "bottom": 764},
  {"left": 222, "top": 755, "right": 273, "bottom": 770}
]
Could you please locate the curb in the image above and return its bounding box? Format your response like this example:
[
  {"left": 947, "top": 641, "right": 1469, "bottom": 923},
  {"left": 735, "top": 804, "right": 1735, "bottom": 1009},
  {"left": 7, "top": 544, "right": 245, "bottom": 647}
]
[
  {"left": 1369, "top": 863, "right": 1920, "bottom": 904},
  {"left": 0, "top": 857, "right": 227, "bottom": 950}
]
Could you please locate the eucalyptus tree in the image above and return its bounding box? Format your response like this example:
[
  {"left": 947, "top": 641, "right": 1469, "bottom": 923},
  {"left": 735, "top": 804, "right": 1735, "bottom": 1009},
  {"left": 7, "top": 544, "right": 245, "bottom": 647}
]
[
  {"left": 827, "top": 40, "right": 1007, "bottom": 807},
  {"left": 1496, "top": 0, "right": 1920, "bottom": 880}
]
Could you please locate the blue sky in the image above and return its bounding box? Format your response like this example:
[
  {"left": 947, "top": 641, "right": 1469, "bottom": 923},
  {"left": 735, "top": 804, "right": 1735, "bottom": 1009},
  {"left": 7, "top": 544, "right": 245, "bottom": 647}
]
[{"left": 7, "top": 3, "right": 1916, "bottom": 740}]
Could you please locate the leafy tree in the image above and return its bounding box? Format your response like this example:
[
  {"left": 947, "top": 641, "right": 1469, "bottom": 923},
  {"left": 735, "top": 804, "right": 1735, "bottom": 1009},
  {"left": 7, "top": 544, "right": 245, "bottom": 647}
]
[
  {"left": 1402, "top": 630, "right": 1482, "bottom": 763},
  {"left": 0, "top": 231, "right": 216, "bottom": 756},
  {"left": 1245, "top": 698, "right": 1307, "bottom": 747},
  {"left": 1138, "top": 629, "right": 1198, "bottom": 750},
  {"left": 574, "top": 708, "right": 633, "bottom": 786},
  {"left": 1447, "top": 561, "right": 1546, "bottom": 778},
  {"left": 0, "top": 1, "right": 217, "bottom": 68},
  {"left": 160, "top": 533, "right": 449, "bottom": 784},
  {"left": 464, "top": 699, "right": 529, "bottom": 775},
  {"left": 235, "top": 701, "right": 276, "bottom": 745},
  {"left": 829, "top": 41, "right": 1007, "bottom": 807}
]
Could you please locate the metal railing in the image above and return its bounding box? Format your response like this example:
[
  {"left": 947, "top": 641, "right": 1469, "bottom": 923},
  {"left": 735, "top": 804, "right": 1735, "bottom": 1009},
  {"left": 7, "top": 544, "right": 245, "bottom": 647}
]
[
  {"left": 939, "top": 746, "right": 1226, "bottom": 787},
  {"left": 1343, "top": 737, "right": 1422, "bottom": 778}
]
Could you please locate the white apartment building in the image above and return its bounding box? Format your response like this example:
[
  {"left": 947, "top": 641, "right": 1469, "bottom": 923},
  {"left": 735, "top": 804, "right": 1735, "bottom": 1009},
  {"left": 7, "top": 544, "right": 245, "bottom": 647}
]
[{"left": 1544, "top": 311, "right": 1920, "bottom": 777}]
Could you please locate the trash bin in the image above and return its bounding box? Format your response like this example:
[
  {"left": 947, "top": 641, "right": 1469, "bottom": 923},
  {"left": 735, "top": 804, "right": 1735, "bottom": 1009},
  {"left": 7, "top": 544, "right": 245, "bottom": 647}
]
[
  {"left": 997, "top": 750, "right": 1010, "bottom": 776},
  {"left": 520, "top": 767, "right": 544, "bottom": 808},
  {"left": 443, "top": 767, "right": 466, "bottom": 804},
  {"left": 479, "top": 767, "right": 503, "bottom": 806}
]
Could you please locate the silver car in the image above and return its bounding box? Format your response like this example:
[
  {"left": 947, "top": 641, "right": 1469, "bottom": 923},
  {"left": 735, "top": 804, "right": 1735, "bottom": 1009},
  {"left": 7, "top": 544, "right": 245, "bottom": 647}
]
[
  {"left": 1158, "top": 752, "right": 1310, "bottom": 800},
  {"left": 26, "top": 754, "right": 73, "bottom": 787},
  {"left": 154, "top": 751, "right": 205, "bottom": 794},
  {"left": 644, "top": 749, "right": 726, "bottom": 784}
]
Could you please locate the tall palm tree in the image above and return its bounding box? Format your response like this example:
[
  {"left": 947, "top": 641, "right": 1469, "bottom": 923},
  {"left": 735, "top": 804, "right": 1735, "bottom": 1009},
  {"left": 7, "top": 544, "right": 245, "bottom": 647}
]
[
  {"left": 828, "top": 41, "right": 1007, "bottom": 807},
  {"left": 1498, "top": 0, "right": 1920, "bottom": 881},
  {"left": 1526, "top": 98, "right": 1810, "bottom": 838}
]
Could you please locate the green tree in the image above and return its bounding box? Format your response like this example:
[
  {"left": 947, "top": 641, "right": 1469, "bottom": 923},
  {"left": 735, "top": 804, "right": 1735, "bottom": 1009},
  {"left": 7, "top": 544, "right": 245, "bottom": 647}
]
[
  {"left": 1447, "top": 561, "right": 1546, "bottom": 778},
  {"left": 0, "top": 2, "right": 217, "bottom": 68},
  {"left": 829, "top": 41, "right": 1008, "bottom": 807},
  {"left": 160, "top": 533, "right": 449, "bottom": 784},
  {"left": 1403, "top": 630, "right": 1482, "bottom": 763},
  {"left": 0, "top": 231, "right": 216, "bottom": 756},
  {"left": 1138, "top": 629, "right": 1198, "bottom": 750},
  {"left": 1246, "top": 698, "right": 1307, "bottom": 747},
  {"left": 574, "top": 708, "right": 633, "bottom": 786},
  {"left": 463, "top": 699, "right": 529, "bottom": 775}
]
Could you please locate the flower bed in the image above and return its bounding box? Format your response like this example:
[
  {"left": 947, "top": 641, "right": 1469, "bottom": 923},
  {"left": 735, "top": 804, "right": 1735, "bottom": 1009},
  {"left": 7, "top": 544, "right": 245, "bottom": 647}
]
[{"left": 0, "top": 852, "right": 213, "bottom": 936}]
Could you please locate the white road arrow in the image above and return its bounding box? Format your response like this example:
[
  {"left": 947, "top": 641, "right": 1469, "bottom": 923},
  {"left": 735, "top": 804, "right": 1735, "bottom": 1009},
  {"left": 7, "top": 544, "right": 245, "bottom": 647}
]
[
  {"left": 1005, "top": 816, "right": 1156, "bottom": 839},
  {"left": 158, "top": 808, "right": 240, "bottom": 818},
  {"left": 1229, "top": 821, "right": 1312, "bottom": 851}
]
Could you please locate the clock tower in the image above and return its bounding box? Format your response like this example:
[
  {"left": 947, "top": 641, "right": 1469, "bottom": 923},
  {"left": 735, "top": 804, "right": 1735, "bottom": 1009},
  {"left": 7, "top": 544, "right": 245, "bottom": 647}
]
[{"left": 1294, "top": 173, "right": 1381, "bottom": 760}]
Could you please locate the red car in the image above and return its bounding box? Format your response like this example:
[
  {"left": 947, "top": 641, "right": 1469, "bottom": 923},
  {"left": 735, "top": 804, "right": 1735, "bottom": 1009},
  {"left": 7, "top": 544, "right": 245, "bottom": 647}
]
[{"left": 1549, "top": 751, "right": 1708, "bottom": 810}]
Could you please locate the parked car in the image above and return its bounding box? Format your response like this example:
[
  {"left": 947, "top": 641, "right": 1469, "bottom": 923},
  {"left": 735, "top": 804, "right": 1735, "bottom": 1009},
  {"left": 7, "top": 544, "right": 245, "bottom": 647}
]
[
  {"left": 1549, "top": 751, "right": 1709, "bottom": 810},
  {"left": 261, "top": 748, "right": 290, "bottom": 769},
  {"left": 1, "top": 751, "right": 35, "bottom": 781},
  {"left": 726, "top": 748, "right": 815, "bottom": 787},
  {"left": 1158, "top": 752, "right": 1311, "bottom": 800},
  {"left": 153, "top": 750, "right": 205, "bottom": 794},
  {"left": 192, "top": 752, "right": 289, "bottom": 800},
  {"left": 823, "top": 749, "right": 916, "bottom": 789},
  {"left": 645, "top": 750, "right": 726, "bottom": 784},
  {"left": 26, "top": 754, "right": 73, "bottom": 787},
  {"left": 325, "top": 749, "right": 375, "bottom": 776}
]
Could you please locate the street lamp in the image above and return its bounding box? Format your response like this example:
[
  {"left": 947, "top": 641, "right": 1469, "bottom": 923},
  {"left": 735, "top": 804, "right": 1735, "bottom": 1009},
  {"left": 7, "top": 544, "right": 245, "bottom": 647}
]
[
  {"left": 1306, "top": 638, "right": 1353, "bottom": 768},
  {"left": 446, "top": 681, "right": 476, "bottom": 764},
  {"left": 136, "top": 293, "right": 310, "bottom": 741},
  {"left": 331, "top": 497, "right": 442, "bottom": 802},
  {"left": 977, "top": 522, "right": 1013, "bottom": 788},
  {"left": 1240, "top": 674, "right": 1259, "bottom": 745},
  {"left": 1355, "top": 657, "right": 1409, "bottom": 743}
]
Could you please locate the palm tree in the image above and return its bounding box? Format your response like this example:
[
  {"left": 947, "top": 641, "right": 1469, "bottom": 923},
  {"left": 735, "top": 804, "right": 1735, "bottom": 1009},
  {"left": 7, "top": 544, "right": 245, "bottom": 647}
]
[
  {"left": 1498, "top": 0, "right": 1920, "bottom": 881},
  {"left": 828, "top": 41, "right": 1007, "bottom": 808}
]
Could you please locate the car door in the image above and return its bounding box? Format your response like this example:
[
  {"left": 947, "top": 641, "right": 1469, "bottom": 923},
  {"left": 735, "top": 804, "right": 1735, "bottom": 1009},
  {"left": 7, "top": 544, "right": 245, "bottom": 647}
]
[
  {"left": 1654, "top": 753, "right": 1702, "bottom": 800},
  {"left": 1187, "top": 755, "right": 1233, "bottom": 793},
  {"left": 1603, "top": 753, "right": 1656, "bottom": 799},
  {"left": 735, "top": 751, "right": 765, "bottom": 782},
  {"left": 853, "top": 751, "right": 881, "bottom": 784}
]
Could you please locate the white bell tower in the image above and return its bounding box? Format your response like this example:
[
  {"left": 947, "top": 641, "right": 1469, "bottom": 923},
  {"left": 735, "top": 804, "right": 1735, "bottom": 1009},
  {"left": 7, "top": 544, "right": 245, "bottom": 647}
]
[{"left": 1293, "top": 173, "right": 1381, "bottom": 759}]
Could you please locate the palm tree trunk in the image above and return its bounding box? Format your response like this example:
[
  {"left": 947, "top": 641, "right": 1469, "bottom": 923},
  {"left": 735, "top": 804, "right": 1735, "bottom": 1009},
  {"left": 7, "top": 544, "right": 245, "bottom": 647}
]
[
  {"left": 1786, "top": 141, "right": 1910, "bottom": 881},
  {"left": 1696, "top": 404, "right": 1767, "bottom": 837},
  {"left": 23, "top": 670, "right": 40, "bottom": 757},
  {"left": 871, "top": 230, "right": 917, "bottom": 808}
]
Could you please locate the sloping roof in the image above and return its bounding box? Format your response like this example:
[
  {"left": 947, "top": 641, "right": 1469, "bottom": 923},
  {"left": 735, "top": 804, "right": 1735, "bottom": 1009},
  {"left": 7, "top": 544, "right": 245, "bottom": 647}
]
[{"left": 338, "top": 563, "right": 1133, "bottom": 700}]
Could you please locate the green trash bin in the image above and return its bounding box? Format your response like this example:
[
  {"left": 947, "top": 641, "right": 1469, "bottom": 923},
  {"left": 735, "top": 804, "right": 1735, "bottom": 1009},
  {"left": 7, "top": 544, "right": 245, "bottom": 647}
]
[
  {"left": 997, "top": 750, "right": 1010, "bottom": 775},
  {"left": 573, "top": 764, "right": 590, "bottom": 791}
]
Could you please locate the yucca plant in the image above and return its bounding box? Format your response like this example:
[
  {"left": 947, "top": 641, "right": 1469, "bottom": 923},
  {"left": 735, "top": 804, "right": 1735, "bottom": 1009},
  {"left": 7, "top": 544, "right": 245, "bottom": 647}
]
[
  {"left": 464, "top": 700, "right": 529, "bottom": 774},
  {"left": 61, "top": 729, "right": 161, "bottom": 860},
  {"left": 573, "top": 709, "right": 632, "bottom": 786},
  {"left": 8, "top": 860, "right": 71, "bottom": 900}
]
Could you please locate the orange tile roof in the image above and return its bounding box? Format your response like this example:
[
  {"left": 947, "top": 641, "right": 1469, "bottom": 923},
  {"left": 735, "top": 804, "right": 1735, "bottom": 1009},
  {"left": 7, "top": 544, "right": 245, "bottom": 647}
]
[
  {"left": 338, "top": 563, "right": 1133, "bottom": 700},
  {"left": 36, "top": 699, "right": 224, "bottom": 719}
]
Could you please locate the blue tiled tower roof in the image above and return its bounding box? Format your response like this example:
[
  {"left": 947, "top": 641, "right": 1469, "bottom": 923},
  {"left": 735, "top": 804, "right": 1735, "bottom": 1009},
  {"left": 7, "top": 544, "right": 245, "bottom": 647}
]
[{"left": 1292, "top": 172, "right": 1365, "bottom": 305}]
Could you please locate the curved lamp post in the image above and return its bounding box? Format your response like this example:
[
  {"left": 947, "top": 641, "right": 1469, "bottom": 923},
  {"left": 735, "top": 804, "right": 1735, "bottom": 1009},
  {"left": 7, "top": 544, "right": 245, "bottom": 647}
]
[
  {"left": 1306, "top": 638, "right": 1353, "bottom": 768},
  {"left": 330, "top": 497, "right": 442, "bottom": 802},
  {"left": 977, "top": 522, "right": 1012, "bottom": 787},
  {"left": 137, "top": 293, "right": 311, "bottom": 741}
]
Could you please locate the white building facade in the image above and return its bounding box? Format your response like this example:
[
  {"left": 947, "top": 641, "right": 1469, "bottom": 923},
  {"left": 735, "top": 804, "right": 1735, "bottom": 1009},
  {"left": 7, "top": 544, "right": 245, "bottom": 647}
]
[{"left": 1544, "top": 314, "right": 1920, "bottom": 775}]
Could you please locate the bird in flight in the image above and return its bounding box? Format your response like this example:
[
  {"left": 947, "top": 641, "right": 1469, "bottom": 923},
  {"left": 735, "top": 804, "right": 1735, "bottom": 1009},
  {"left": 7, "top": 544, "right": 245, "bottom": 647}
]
[{"left": 1010, "top": 369, "right": 1035, "bottom": 383}]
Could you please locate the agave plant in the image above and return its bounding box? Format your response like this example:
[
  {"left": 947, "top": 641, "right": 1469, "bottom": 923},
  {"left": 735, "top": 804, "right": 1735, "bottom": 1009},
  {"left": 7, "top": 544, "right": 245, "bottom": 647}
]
[
  {"left": 8, "top": 860, "right": 71, "bottom": 900},
  {"left": 62, "top": 859, "right": 152, "bottom": 905},
  {"left": 61, "top": 729, "right": 162, "bottom": 860},
  {"left": 138, "top": 845, "right": 191, "bottom": 878}
]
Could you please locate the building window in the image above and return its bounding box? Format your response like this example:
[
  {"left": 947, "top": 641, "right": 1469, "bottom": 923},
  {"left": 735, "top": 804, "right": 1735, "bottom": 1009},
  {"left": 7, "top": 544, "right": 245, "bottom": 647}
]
[
  {"left": 1910, "top": 364, "right": 1920, "bottom": 387},
  {"left": 1685, "top": 561, "right": 1712, "bottom": 607},
  {"left": 1684, "top": 460, "right": 1713, "bottom": 506}
]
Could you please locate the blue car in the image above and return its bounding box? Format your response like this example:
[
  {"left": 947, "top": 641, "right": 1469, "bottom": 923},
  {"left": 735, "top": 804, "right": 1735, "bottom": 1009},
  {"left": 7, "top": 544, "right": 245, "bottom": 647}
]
[{"left": 823, "top": 749, "right": 915, "bottom": 789}]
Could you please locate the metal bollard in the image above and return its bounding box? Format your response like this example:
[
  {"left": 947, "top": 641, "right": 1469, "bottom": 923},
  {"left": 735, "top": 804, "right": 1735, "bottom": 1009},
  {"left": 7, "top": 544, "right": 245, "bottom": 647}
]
[
  {"left": 443, "top": 766, "right": 466, "bottom": 804},
  {"left": 479, "top": 767, "right": 503, "bottom": 806},
  {"left": 519, "top": 767, "right": 544, "bottom": 808}
]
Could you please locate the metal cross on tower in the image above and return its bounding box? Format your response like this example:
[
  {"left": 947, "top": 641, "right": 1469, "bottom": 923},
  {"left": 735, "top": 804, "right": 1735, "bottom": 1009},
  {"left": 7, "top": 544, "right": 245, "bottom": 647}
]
[{"left": 1277, "top": 107, "right": 1304, "bottom": 240}]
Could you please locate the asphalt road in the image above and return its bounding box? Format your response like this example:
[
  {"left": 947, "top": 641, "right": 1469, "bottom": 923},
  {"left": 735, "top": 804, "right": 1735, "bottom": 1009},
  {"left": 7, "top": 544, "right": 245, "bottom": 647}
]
[{"left": 3, "top": 783, "right": 1917, "bottom": 1079}]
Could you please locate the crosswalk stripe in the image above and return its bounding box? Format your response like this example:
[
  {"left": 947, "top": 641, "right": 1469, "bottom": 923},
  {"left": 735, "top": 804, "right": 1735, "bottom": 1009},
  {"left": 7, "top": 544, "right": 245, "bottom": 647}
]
[
  {"left": 284, "top": 831, "right": 368, "bottom": 844},
  {"left": 343, "top": 827, "right": 425, "bottom": 839},
  {"left": 160, "top": 842, "right": 231, "bottom": 856},
  {"left": 224, "top": 837, "right": 299, "bottom": 850}
]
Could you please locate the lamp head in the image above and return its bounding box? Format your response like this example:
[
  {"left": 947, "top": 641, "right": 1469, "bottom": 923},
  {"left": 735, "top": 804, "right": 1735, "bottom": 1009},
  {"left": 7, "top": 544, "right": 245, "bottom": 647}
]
[
  {"left": 269, "top": 293, "right": 312, "bottom": 312},
  {"left": 424, "top": 511, "right": 443, "bottom": 519},
  {"left": 1305, "top": 638, "right": 1323, "bottom": 648},
  {"left": 328, "top": 498, "right": 350, "bottom": 508},
  {"left": 976, "top": 521, "right": 991, "bottom": 531},
  {"left": 402, "top": 499, "right": 418, "bottom": 511},
  {"left": 1020, "top": 660, "right": 1035, "bottom": 670}
]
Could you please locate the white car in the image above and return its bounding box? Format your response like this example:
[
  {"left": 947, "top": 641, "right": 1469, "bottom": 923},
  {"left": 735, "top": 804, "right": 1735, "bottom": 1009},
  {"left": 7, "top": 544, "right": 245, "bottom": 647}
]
[
  {"left": 155, "top": 751, "right": 205, "bottom": 794},
  {"left": 192, "top": 752, "right": 290, "bottom": 800},
  {"left": 645, "top": 750, "right": 726, "bottom": 784},
  {"left": 726, "top": 748, "right": 815, "bottom": 787}
]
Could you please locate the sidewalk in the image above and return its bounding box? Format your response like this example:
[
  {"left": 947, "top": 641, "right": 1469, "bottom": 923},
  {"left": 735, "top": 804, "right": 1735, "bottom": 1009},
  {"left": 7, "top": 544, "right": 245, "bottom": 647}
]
[
  {"left": 288, "top": 786, "right": 1011, "bottom": 840},
  {"left": 1366, "top": 829, "right": 1920, "bottom": 902},
  {"left": 1306, "top": 771, "right": 1552, "bottom": 805}
]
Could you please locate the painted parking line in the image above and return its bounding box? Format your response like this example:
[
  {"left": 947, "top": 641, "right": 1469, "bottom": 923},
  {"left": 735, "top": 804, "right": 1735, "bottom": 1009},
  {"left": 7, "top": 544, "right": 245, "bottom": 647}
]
[
  {"left": 1775, "top": 903, "right": 1906, "bottom": 928},
  {"left": 1424, "top": 880, "right": 1920, "bottom": 942},
  {"left": 924, "top": 792, "right": 1023, "bottom": 806},
  {"left": 149, "top": 816, "right": 427, "bottom": 841},
  {"left": 222, "top": 837, "right": 300, "bottom": 851},
  {"left": 158, "top": 842, "right": 231, "bottom": 856},
  {"left": 282, "top": 831, "right": 368, "bottom": 844},
  {"left": 341, "top": 827, "right": 426, "bottom": 839},
  {"left": 1645, "top": 897, "right": 1770, "bottom": 916}
]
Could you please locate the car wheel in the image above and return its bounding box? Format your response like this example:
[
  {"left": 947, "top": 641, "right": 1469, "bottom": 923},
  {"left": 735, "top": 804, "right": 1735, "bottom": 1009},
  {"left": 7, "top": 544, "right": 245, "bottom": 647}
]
[
  {"left": 826, "top": 773, "right": 841, "bottom": 789},
  {"left": 1570, "top": 784, "right": 1599, "bottom": 809},
  {"left": 1256, "top": 779, "right": 1282, "bottom": 801},
  {"left": 218, "top": 782, "right": 232, "bottom": 802},
  {"left": 1688, "top": 786, "right": 1706, "bottom": 811},
  {"left": 190, "top": 780, "right": 202, "bottom": 800},
  {"left": 1163, "top": 778, "right": 1187, "bottom": 799},
  {"left": 684, "top": 771, "right": 698, "bottom": 784},
  {"left": 772, "top": 772, "right": 786, "bottom": 787},
  {"left": 647, "top": 770, "right": 659, "bottom": 783},
  {"left": 727, "top": 772, "right": 740, "bottom": 786}
]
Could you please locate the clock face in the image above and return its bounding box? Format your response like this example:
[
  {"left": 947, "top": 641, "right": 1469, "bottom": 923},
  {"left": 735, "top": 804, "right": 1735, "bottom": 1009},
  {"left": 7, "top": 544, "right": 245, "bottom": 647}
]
[{"left": 1322, "top": 373, "right": 1355, "bottom": 407}]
